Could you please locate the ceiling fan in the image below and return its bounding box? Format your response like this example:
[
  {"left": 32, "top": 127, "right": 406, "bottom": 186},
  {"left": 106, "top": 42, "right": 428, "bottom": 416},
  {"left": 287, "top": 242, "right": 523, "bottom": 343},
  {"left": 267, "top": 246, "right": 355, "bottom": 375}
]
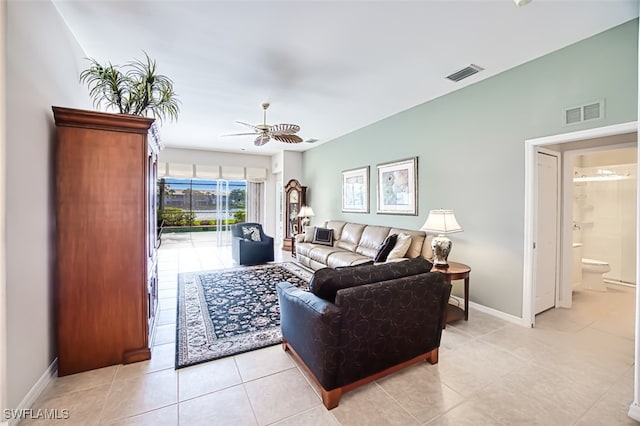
[{"left": 226, "top": 103, "right": 303, "bottom": 146}]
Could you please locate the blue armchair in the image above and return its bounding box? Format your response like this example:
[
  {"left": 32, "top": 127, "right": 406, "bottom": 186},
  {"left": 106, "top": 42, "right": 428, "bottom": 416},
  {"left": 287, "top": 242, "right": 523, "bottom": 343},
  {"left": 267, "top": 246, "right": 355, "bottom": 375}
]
[{"left": 231, "top": 222, "right": 275, "bottom": 265}]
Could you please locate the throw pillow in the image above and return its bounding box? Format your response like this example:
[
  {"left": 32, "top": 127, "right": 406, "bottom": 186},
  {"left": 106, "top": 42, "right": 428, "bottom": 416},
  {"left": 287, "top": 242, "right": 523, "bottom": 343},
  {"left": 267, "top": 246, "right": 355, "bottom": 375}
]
[
  {"left": 303, "top": 226, "right": 314, "bottom": 242},
  {"left": 312, "top": 227, "right": 334, "bottom": 246},
  {"left": 374, "top": 234, "right": 398, "bottom": 263},
  {"left": 386, "top": 233, "right": 411, "bottom": 260},
  {"left": 242, "top": 226, "right": 262, "bottom": 242}
]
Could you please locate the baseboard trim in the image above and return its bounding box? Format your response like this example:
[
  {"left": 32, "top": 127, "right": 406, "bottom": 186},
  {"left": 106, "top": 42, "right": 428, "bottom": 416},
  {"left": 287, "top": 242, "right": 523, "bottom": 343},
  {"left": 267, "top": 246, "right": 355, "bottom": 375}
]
[
  {"left": 8, "top": 359, "right": 57, "bottom": 426},
  {"left": 450, "top": 296, "right": 530, "bottom": 327},
  {"left": 628, "top": 402, "right": 640, "bottom": 421}
]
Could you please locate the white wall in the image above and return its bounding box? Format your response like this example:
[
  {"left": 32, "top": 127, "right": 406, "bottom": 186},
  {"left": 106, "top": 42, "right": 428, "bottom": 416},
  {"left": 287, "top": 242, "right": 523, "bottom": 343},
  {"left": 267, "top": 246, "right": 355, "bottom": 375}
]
[
  {"left": 270, "top": 151, "right": 305, "bottom": 240},
  {"left": 6, "top": 0, "right": 88, "bottom": 409}
]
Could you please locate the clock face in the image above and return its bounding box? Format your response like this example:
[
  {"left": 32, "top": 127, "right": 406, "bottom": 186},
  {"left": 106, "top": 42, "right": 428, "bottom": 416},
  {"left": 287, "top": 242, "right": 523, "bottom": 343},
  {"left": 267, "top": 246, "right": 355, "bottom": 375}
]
[{"left": 289, "top": 190, "right": 299, "bottom": 203}]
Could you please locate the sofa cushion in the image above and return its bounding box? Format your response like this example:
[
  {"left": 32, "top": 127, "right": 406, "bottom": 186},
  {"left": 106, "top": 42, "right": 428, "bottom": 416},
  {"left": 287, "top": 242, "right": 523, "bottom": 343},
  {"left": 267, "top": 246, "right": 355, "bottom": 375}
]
[
  {"left": 324, "top": 220, "right": 347, "bottom": 241},
  {"left": 355, "top": 225, "right": 392, "bottom": 258},
  {"left": 388, "top": 228, "right": 426, "bottom": 258},
  {"left": 421, "top": 234, "right": 434, "bottom": 259},
  {"left": 309, "top": 257, "right": 434, "bottom": 302},
  {"left": 387, "top": 233, "right": 412, "bottom": 260},
  {"left": 295, "top": 241, "right": 317, "bottom": 258},
  {"left": 308, "top": 245, "right": 343, "bottom": 264},
  {"left": 374, "top": 234, "right": 398, "bottom": 263},
  {"left": 326, "top": 251, "right": 374, "bottom": 269},
  {"left": 336, "top": 223, "right": 366, "bottom": 252},
  {"left": 312, "top": 227, "right": 334, "bottom": 246}
]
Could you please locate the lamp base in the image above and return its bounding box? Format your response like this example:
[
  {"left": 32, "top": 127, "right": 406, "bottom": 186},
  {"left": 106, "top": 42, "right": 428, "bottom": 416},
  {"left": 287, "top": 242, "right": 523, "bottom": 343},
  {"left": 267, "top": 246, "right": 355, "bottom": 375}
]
[{"left": 431, "top": 234, "right": 452, "bottom": 267}]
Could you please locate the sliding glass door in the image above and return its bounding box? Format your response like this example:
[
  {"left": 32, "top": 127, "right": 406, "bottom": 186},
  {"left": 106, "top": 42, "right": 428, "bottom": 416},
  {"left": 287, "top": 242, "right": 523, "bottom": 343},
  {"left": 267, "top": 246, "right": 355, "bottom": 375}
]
[{"left": 158, "top": 178, "right": 247, "bottom": 246}]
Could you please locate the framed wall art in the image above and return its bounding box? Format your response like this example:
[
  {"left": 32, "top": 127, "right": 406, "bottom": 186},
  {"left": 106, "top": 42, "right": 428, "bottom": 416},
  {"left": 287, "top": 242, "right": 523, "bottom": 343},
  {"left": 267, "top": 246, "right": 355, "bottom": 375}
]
[
  {"left": 342, "top": 166, "right": 369, "bottom": 213},
  {"left": 376, "top": 157, "right": 418, "bottom": 215}
]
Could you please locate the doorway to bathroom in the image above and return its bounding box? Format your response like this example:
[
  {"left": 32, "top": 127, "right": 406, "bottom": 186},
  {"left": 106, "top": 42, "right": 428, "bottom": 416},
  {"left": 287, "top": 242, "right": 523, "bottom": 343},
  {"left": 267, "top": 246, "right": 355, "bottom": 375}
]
[
  {"left": 522, "top": 121, "right": 638, "bottom": 327},
  {"left": 572, "top": 148, "right": 637, "bottom": 290}
]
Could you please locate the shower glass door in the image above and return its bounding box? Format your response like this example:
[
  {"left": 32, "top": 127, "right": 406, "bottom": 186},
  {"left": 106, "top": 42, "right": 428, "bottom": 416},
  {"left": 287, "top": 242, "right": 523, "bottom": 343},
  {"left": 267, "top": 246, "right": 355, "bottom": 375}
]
[{"left": 574, "top": 158, "right": 637, "bottom": 286}]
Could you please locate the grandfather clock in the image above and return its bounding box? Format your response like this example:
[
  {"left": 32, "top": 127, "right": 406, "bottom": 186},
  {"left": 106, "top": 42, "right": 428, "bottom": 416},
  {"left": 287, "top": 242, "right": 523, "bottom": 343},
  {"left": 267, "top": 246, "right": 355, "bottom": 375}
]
[{"left": 283, "top": 179, "right": 307, "bottom": 250}]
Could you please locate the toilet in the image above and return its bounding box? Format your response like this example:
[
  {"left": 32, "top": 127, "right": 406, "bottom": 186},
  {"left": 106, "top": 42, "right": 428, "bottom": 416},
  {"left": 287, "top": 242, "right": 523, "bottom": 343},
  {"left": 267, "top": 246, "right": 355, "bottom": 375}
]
[
  {"left": 572, "top": 243, "right": 583, "bottom": 288},
  {"left": 581, "top": 258, "right": 611, "bottom": 291}
]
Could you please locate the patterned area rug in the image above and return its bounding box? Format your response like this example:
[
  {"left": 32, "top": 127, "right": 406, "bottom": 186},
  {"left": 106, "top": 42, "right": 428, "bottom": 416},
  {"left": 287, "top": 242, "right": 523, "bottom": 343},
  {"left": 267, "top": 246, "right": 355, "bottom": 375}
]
[{"left": 176, "top": 262, "right": 313, "bottom": 369}]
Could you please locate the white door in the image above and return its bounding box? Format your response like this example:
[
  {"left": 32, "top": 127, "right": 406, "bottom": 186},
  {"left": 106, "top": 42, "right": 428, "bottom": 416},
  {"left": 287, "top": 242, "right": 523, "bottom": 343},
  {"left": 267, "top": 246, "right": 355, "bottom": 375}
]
[{"left": 535, "top": 152, "right": 559, "bottom": 314}]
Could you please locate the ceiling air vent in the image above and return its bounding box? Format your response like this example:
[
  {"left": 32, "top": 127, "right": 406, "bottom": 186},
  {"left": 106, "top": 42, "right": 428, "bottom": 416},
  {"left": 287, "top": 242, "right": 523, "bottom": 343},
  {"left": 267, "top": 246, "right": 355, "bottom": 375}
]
[
  {"left": 563, "top": 100, "right": 604, "bottom": 126},
  {"left": 446, "top": 64, "right": 484, "bottom": 82}
]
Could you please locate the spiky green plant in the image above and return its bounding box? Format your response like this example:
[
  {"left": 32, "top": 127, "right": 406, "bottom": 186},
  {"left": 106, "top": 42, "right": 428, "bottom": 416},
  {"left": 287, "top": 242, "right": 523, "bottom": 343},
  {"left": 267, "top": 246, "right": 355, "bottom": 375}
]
[{"left": 79, "top": 52, "right": 180, "bottom": 124}]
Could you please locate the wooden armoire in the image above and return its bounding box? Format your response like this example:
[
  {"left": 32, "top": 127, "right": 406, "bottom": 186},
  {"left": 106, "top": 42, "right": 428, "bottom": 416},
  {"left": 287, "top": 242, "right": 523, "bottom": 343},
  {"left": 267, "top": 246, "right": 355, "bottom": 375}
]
[{"left": 52, "top": 106, "right": 161, "bottom": 376}]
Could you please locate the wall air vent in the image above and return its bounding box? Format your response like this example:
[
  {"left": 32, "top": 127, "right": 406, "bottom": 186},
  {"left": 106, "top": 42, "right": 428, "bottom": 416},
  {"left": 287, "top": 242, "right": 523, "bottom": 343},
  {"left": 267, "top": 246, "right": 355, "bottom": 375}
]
[
  {"left": 563, "top": 100, "right": 604, "bottom": 126},
  {"left": 446, "top": 64, "right": 484, "bottom": 82}
]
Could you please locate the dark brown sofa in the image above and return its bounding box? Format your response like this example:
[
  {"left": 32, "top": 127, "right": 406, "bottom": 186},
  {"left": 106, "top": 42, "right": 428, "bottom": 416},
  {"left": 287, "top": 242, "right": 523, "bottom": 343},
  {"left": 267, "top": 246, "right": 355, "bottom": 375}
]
[{"left": 276, "top": 258, "right": 451, "bottom": 409}]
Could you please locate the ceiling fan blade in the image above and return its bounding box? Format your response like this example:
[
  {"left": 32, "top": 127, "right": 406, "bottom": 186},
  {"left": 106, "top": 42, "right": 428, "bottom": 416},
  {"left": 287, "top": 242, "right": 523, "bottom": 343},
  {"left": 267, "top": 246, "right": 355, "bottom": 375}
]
[
  {"left": 270, "top": 123, "right": 300, "bottom": 135},
  {"left": 236, "top": 121, "right": 261, "bottom": 132},
  {"left": 254, "top": 134, "right": 271, "bottom": 146},
  {"left": 222, "top": 132, "right": 261, "bottom": 137},
  {"left": 273, "top": 134, "right": 303, "bottom": 144}
]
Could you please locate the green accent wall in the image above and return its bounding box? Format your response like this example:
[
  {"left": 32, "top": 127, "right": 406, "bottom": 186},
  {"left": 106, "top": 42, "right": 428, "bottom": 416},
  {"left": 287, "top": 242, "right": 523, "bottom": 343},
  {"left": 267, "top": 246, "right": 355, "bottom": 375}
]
[{"left": 302, "top": 19, "right": 638, "bottom": 317}]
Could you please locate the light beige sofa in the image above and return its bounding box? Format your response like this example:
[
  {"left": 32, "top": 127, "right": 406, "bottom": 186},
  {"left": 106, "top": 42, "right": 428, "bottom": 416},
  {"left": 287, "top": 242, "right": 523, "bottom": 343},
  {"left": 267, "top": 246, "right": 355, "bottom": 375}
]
[{"left": 295, "top": 220, "right": 433, "bottom": 270}]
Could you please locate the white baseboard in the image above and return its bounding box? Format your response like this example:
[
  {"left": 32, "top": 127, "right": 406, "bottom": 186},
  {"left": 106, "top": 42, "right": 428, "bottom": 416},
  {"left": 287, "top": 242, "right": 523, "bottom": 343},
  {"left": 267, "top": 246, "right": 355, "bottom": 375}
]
[
  {"left": 450, "top": 296, "right": 530, "bottom": 327},
  {"left": 628, "top": 402, "right": 640, "bottom": 421},
  {"left": 7, "top": 359, "right": 57, "bottom": 426}
]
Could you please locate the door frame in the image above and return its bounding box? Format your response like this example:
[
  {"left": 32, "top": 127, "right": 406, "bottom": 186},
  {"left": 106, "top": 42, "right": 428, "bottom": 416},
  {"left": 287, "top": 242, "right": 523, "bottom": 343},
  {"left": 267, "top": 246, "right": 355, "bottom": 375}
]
[{"left": 522, "top": 121, "right": 638, "bottom": 327}]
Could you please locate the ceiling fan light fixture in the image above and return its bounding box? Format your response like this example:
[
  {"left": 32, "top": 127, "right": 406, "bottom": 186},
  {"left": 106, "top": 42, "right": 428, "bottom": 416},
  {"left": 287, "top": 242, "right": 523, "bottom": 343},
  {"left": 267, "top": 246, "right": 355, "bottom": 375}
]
[{"left": 514, "top": 0, "right": 532, "bottom": 6}]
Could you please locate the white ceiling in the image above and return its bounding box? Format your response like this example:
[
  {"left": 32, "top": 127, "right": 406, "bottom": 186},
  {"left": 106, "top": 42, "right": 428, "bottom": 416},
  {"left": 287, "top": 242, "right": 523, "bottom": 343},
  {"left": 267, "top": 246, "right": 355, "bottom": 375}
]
[{"left": 52, "top": 0, "right": 639, "bottom": 156}]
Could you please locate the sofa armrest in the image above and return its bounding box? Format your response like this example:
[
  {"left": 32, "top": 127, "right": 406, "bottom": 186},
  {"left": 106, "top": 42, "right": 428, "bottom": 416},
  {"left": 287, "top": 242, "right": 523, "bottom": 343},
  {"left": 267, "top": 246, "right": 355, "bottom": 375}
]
[
  {"left": 276, "top": 282, "right": 343, "bottom": 390},
  {"left": 261, "top": 234, "right": 274, "bottom": 245}
]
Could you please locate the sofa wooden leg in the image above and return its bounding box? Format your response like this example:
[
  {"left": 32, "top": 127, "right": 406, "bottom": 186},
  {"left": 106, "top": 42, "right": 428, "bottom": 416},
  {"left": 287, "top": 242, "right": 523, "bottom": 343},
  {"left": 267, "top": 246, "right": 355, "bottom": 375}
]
[
  {"left": 427, "top": 348, "right": 439, "bottom": 365},
  {"left": 321, "top": 388, "right": 342, "bottom": 410}
]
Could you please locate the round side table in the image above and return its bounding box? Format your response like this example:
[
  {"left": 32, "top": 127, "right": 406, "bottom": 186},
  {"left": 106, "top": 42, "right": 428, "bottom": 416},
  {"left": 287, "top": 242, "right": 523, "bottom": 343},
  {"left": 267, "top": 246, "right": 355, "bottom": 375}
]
[{"left": 432, "top": 261, "right": 471, "bottom": 324}]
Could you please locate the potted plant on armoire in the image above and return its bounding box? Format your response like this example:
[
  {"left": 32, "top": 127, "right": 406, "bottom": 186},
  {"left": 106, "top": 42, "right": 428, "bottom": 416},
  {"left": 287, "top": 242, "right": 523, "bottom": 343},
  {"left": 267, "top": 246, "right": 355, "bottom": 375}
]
[{"left": 53, "top": 53, "right": 179, "bottom": 375}]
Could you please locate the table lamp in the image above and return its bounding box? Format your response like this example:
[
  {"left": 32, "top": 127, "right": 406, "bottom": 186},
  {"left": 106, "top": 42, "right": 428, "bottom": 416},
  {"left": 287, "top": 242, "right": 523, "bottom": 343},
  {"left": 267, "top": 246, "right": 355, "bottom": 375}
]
[
  {"left": 297, "top": 205, "right": 315, "bottom": 228},
  {"left": 420, "top": 209, "right": 463, "bottom": 267}
]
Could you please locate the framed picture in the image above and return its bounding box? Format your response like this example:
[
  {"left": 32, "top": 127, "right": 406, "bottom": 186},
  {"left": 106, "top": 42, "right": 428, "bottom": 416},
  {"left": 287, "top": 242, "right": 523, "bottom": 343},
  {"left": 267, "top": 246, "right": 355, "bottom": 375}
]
[
  {"left": 342, "top": 166, "right": 370, "bottom": 213},
  {"left": 376, "top": 157, "right": 418, "bottom": 215}
]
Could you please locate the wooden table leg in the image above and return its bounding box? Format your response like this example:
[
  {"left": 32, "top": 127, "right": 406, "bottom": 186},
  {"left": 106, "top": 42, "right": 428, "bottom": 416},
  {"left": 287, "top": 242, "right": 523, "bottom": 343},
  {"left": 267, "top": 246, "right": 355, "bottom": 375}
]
[{"left": 464, "top": 276, "right": 469, "bottom": 321}]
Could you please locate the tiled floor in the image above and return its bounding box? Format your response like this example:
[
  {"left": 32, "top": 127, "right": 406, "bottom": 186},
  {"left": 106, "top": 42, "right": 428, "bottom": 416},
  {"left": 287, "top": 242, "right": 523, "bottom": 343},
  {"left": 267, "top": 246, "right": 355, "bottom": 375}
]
[{"left": 25, "top": 231, "right": 638, "bottom": 425}]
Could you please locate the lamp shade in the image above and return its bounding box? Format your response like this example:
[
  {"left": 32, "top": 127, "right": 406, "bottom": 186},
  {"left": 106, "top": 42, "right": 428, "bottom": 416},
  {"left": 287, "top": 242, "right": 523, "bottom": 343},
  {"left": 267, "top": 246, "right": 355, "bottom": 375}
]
[
  {"left": 298, "top": 206, "right": 315, "bottom": 218},
  {"left": 421, "top": 209, "right": 462, "bottom": 234}
]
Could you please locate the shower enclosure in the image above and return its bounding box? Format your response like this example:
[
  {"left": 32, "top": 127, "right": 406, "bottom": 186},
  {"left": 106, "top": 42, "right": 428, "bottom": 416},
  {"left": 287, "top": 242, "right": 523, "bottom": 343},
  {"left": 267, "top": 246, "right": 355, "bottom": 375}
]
[{"left": 573, "top": 151, "right": 637, "bottom": 286}]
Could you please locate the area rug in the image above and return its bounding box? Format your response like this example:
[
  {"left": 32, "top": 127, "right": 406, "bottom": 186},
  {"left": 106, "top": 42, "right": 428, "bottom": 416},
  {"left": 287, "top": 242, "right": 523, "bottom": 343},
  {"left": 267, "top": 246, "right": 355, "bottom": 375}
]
[{"left": 175, "top": 262, "right": 313, "bottom": 369}]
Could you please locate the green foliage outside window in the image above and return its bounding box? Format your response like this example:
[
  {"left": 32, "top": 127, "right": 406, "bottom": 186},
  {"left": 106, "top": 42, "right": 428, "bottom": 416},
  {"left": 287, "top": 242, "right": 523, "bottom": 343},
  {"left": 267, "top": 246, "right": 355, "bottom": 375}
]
[
  {"left": 234, "top": 210, "right": 246, "bottom": 223},
  {"left": 158, "top": 207, "right": 196, "bottom": 226}
]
